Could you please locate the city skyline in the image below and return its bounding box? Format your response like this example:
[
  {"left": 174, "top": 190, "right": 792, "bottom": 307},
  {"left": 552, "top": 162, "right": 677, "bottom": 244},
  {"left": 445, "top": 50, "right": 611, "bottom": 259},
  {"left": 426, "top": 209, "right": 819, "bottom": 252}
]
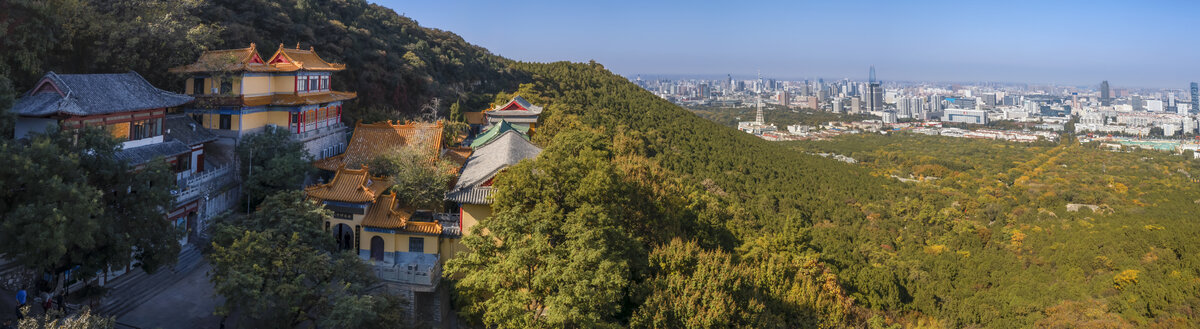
[{"left": 387, "top": 0, "right": 1200, "bottom": 89}]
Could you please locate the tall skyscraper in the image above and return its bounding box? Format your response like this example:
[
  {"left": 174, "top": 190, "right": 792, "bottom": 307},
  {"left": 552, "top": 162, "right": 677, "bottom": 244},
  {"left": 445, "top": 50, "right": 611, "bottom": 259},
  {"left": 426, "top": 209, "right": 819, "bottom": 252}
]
[
  {"left": 866, "top": 66, "right": 883, "bottom": 112},
  {"left": 1100, "top": 81, "right": 1111, "bottom": 106},
  {"left": 755, "top": 72, "right": 764, "bottom": 124},
  {"left": 1191, "top": 82, "right": 1198, "bottom": 114}
]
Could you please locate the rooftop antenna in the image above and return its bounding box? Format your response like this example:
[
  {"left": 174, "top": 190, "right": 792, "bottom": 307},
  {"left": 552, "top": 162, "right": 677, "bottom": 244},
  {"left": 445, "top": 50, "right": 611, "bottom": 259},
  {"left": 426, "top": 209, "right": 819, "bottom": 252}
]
[{"left": 756, "top": 70, "right": 764, "bottom": 125}]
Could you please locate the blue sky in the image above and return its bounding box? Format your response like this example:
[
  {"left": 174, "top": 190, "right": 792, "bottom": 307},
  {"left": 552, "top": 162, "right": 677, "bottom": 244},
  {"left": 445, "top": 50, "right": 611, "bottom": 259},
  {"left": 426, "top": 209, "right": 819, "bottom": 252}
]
[{"left": 380, "top": 0, "right": 1200, "bottom": 88}]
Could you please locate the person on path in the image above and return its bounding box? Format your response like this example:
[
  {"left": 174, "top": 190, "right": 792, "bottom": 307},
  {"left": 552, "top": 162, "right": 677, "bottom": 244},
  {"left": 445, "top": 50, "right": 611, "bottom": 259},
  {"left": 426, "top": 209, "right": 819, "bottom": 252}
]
[
  {"left": 40, "top": 291, "right": 51, "bottom": 313},
  {"left": 54, "top": 293, "right": 64, "bottom": 313},
  {"left": 13, "top": 288, "right": 26, "bottom": 320}
]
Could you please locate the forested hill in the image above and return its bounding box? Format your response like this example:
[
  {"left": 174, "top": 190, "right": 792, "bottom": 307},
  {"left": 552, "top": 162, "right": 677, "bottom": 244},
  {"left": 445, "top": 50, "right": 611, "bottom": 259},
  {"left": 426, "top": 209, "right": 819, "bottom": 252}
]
[
  {"left": 1, "top": 0, "right": 525, "bottom": 121},
  {"left": 1, "top": 0, "right": 891, "bottom": 234},
  {"left": 2, "top": 1, "right": 907, "bottom": 326},
  {"left": 193, "top": 0, "right": 526, "bottom": 120},
  {"left": 15, "top": 1, "right": 1193, "bottom": 327},
  {"left": 513, "top": 62, "right": 891, "bottom": 226}
]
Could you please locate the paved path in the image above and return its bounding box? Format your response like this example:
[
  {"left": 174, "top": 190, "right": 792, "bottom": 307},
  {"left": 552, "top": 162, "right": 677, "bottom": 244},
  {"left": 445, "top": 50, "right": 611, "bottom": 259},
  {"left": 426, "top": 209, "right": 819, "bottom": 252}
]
[{"left": 118, "top": 262, "right": 224, "bottom": 329}]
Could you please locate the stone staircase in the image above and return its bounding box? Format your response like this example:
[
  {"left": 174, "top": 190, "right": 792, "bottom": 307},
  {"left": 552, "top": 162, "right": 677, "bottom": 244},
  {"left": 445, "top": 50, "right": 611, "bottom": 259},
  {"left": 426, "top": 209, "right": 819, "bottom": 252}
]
[
  {"left": 98, "top": 245, "right": 206, "bottom": 319},
  {"left": 0, "top": 258, "right": 35, "bottom": 291}
]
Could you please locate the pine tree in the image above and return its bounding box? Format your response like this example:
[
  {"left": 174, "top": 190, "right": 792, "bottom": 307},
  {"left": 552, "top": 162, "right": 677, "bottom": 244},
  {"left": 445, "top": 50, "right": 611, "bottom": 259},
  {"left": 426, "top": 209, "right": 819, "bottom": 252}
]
[{"left": 236, "top": 128, "right": 311, "bottom": 211}]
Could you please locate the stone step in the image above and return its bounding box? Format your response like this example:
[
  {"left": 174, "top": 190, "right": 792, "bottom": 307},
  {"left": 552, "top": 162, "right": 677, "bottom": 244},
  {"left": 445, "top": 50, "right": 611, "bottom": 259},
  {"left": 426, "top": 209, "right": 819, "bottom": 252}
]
[
  {"left": 102, "top": 248, "right": 201, "bottom": 312},
  {"left": 100, "top": 246, "right": 205, "bottom": 318}
]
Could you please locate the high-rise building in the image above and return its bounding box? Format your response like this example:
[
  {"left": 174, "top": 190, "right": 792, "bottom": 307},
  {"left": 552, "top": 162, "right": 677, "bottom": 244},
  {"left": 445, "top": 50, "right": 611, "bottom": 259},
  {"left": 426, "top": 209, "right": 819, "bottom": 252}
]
[
  {"left": 775, "top": 90, "right": 790, "bottom": 107},
  {"left": 755, "top": 89, "right": 764, "bottom": 124},
  {"left": 1132, "top": 95, "right": 1144, "bottom": 111},
  {"left": 1146, "top": 99, "right": 1163, "bottom": 112},
  {"left": 928, "top": 95, "right": 945, "bottom": 112},
  {"left": 897, "top": 96, "right": 919, "bottom": 118},
  {"left": 866, "top": 66, "right": 883, "bottom": 112},
  {"left": 981, "top": 93, "right": 998, "bottom": 107},
  {"left": 1191, "top": 82, "right": 1198, "bottom": 114},
  {"left": 1100, "top": 81, "right": 1111, "bottom": 106}
]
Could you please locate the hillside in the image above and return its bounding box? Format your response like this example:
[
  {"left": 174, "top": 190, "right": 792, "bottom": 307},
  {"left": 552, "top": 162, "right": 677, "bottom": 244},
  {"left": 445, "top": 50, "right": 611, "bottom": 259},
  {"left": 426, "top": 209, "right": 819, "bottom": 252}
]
[
  {"left": 6, "top": 1, "right": 1200, "bottom": 328},
  {"left": 458, "top": 62, "right": 1200, "bottom": 327},
  {"left": 1, "top": 0, "right": 526, "bottom": 121}
]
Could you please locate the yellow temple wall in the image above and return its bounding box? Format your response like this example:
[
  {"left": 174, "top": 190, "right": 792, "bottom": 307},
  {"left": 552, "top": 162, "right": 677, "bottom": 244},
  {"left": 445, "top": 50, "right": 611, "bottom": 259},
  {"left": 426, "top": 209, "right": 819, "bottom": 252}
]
[
  {"left": 230, "top": 78, "right": 242, "bottom": 95},
  {"left": 241, "top": 76, "right": 272, "bottom": 95},
  {"left": 360, "top": 232, "right": 440, "bottom": 255},
  {"left": 460, "top": 204, "right": 491, "bottom": 235},
  {"left": 267, "top": 111, "right": 292, "bottom": 127},
  {"left": 439, "top": 238, "right": 469, "bottom": 266},
  {"left": 197, "top": 113, "right": 219, "bottom": 130},
  {"left": 238, "top": 111, "right": 270, "bottom": 131},
  {"left": 272, "top": 75, "right": 295, "bottom": 94}
]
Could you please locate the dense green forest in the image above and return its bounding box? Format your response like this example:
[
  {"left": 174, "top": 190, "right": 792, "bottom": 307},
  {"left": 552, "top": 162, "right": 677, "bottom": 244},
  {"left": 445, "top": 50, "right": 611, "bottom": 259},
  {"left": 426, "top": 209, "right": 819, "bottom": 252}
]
[
  {"left": 0, "top": 0, "right": 522, "bottom": 122},
  {"left": 787, "top": 133, "right": 1200, "bottom": 327},
  {"left": 452, "top": 63, "right": 1200, "bottom": 327},
  {"left": 4, "top": 0, "right": 1200, "bottom": 328}
]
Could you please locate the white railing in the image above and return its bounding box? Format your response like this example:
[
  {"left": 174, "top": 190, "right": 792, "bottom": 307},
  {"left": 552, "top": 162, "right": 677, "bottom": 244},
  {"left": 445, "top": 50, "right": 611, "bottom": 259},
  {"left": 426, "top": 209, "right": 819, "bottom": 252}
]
[
  {"left": 183, "top": 165, "right": 232, "bottom": 188},
  {"left": 370, "top": 253, "right": 441, "bottom": 286},
  {"left": 293, "top": 122, "right": 347, "bottom": 141},
  {"left": 436, "top": 213, "right": 462, "bottom": 237},
  {"left": 174, "top": 166, "right": 234, "bottom": 204}
]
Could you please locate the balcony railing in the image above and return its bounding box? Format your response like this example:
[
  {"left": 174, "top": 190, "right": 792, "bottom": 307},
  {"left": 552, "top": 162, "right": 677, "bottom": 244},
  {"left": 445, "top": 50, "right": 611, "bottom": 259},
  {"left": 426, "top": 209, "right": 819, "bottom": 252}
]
[
  {"left": 370, "top": 252, "right": 441, "bottom": 287},
  {"left": 173, "top": 165, "right": 234, "bottom": 204},
  {"left": 436, "top": 213, "right": 462, "bottom": 238},
  {"left": 192, "top": 94, "right": 244, "bottom": 108},
  {"left": 292, "top": 121, "right": 347, "bottom": 141}
]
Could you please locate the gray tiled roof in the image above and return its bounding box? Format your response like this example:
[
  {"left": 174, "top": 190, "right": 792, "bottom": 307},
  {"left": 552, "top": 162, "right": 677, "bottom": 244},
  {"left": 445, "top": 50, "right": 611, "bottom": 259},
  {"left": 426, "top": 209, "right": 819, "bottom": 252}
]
[
  {"left": 490, "top": 95, "right": 543, "bottom": 114},
  {"left": 11, "top": 71, "right": 193, "bottom": 117},
  {"left": 164, "top": 115, "right": 217, "bottom": 146},
  {"left": 115, "top": 140, "right": 192, "bottom": 166},
  {"left": 511, "top": 95, "right": 540, "bottom": 111},
  {"left": 446, "top": 131, "right": 542, "bottom": 204}
]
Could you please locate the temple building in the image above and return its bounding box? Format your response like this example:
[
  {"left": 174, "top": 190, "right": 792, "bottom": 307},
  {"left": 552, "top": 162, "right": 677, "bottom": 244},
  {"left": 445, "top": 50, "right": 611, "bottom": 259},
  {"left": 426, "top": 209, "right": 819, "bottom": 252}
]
[
  {"left": 303, "top": 119, "right": 464, "bottom": 322},
  {"left": 304, "top": 164, "right": 457, "bottom": 323},
  {"left": 469, "top": 119, "right": 530, "bottom": 149},
  {"left": 445, "top": 129, "right": 542, "bottom": 257},
  {"left": 10, "top": 71, "right": 239, "bottom": 246},
  {"left": 313, "top": 120, "right": 443, "bottom": 172},
  {"left": 169, "top": 43, "right": 355, "bottom": 160},
  {"left": 305, "top": 166, "right": 444, "bottom": 284},
  {"left": 483, "top": 96, "right": 542, "bottom": 130},
  {"left": 463, "top": 95, "right": 543, "bottom": 136}
]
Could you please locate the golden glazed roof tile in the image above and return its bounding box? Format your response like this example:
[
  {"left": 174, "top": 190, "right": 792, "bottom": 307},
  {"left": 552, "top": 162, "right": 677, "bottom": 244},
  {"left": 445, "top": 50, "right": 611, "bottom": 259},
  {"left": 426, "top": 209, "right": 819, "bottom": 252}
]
[
  {"left": 266, "top": 44, "right": 347, "bottom": 72},
  {"left": 314, "top": 121, "right": 444, "bottom": 171},
  {"left": 361, "top": 193, "right": 443, "bottom": 235},
  {"left": 169, "top": 43, "right": 347, "bottom": 74},
  {"left": 168, "top": 44, "right": 268, "bottom": 74},
  {"left": 305, "top": 166, "right": 391, "bottom": 203}
]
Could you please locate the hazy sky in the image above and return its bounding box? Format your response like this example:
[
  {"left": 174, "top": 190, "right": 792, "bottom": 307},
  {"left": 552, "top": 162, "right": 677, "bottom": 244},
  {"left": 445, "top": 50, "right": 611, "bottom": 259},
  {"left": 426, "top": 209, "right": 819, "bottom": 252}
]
[{"left": 380, "top": 0, "right": 1200, "bottom": 89}]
